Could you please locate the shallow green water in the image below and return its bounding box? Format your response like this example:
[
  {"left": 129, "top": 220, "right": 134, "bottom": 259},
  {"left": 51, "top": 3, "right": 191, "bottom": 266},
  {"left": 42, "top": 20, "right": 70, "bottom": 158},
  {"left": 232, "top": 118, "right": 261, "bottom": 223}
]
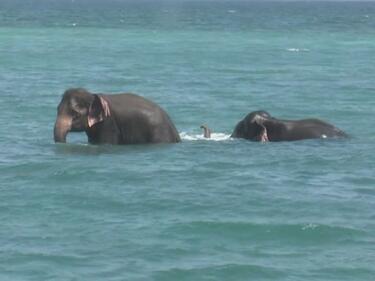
[{"left": 1, "top": 1, "right": 375, "bottom": 280}]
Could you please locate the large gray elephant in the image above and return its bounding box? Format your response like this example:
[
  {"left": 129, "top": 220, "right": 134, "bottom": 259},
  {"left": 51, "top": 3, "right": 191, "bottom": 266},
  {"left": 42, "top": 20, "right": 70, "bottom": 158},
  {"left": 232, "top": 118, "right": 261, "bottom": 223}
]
[
  {"left": 54, "top": 88, "right": 181, "bottom": 145},
  {"left": 231, "top": 110, "right": 347, "bottom": 142}
]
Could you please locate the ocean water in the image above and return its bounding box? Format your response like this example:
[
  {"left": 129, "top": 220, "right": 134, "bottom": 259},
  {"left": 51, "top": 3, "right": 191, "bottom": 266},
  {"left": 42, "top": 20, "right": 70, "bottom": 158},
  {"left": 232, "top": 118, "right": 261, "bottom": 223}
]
[{"left": 1, "top": 0, "right": 375, "bottom": 280}]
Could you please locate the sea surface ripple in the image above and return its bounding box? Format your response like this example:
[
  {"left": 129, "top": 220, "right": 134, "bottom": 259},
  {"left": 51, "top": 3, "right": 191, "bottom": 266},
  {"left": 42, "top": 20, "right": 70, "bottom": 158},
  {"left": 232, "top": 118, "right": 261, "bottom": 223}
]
[{"left": 0, "top": 1, "right": 375, "bottom": 280}]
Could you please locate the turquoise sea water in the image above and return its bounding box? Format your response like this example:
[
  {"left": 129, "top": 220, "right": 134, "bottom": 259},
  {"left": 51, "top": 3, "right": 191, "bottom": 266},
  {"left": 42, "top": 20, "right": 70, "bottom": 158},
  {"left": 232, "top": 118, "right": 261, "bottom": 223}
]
[{"left": 1, "top": 1, "right": 375, "bottom": 280}]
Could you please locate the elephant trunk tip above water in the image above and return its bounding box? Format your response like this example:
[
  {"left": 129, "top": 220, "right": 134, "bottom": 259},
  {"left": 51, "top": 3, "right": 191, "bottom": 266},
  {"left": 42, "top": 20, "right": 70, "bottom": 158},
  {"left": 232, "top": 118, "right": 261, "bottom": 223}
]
[
  {"left": 54, "top": 88, "right": 181, "bottom": 145},
  {"left": 200, "top": 124, "right": 212, "bottom": 138}
]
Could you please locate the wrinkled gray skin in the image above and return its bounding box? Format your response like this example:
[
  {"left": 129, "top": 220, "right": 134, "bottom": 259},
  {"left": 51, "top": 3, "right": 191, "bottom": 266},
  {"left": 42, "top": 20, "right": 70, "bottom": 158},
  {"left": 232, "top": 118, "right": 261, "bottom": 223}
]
[
  {"left": 200, "top": 125, "right": 212, "bottom": 138},
  {"left": 231, "top": 110, "right": 347, "bottom": 142},
  {"left": 54, "top": 88, "right": 181, "bottom": 145}
]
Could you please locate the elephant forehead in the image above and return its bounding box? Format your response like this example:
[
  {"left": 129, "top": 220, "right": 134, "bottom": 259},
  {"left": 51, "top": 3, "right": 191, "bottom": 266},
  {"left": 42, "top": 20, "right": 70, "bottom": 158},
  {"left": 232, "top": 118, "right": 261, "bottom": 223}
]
[
  {"left": 63, "top": 88, "right": 89, "bottom": 97},
  {"left": 70, "top": 98, "right": 83, "bottom": 108},
  {"left": 253, "top": 114, "right": 266, "bottom": 123},
  {"left": 61, "top": 89, "right": 91, "bottom": 103}
]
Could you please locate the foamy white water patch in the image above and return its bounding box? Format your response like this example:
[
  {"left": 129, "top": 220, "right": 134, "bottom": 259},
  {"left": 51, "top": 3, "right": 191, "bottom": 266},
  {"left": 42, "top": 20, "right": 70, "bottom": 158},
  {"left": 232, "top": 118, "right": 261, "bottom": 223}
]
[
  {"left": 180, "top": 132, "right": 231, "bottom": 141},
  {"left": 287, "top": 48, "right": 310, "bottom": 52}
]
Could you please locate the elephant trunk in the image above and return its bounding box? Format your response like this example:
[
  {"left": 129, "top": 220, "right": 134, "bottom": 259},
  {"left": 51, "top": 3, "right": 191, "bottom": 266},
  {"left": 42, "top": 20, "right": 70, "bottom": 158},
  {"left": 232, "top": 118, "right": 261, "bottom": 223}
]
[{"left": 54, "top": 115, "right": 72, "bottom": 143}]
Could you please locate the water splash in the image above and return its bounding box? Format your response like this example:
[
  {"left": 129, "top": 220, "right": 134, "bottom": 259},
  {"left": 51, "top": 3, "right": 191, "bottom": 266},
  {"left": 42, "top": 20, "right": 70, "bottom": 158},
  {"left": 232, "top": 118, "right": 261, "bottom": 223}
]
[
  {"left": 287, "top": 48, "right": 310, "bottom": 52},
  {"left": 180, "top": 132, "right": 231, "bottom": 141}
]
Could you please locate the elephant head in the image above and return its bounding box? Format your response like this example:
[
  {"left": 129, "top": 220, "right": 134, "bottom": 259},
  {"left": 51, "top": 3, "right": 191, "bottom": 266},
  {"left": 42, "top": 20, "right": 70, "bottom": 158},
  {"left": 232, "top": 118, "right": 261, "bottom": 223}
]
[
  {"left": 231, "top": 110, "right": 273, "bottom": 142},
  {"left": 54, "top": 88, "right": 111, "bottom": 143}
]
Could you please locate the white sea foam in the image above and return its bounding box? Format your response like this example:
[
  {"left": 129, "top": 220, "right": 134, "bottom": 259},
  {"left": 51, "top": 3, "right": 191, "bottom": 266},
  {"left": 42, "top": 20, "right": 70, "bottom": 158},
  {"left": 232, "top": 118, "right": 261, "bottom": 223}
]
[
  {"left": 287, "top": 48, "right": 310, "bottom": 52},
  {"left": 302, "top": 223, "right": 318, "bottom": 230},
  {"left": 180, "top": 132, "right": 232, "bottom": 141}
]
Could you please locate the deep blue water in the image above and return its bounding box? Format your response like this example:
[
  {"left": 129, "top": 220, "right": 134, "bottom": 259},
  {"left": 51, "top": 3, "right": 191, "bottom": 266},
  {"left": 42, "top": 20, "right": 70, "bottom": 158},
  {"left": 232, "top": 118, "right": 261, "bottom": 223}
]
[{"left": 1, "top": 1, "right": 375, "bottom": 280}]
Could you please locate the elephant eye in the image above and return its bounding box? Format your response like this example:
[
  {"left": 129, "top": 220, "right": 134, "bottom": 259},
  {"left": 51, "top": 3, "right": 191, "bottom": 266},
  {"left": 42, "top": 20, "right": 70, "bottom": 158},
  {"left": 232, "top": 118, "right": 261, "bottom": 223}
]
[{"left": 72, "top": 111, "right": 81, "bottom": 119}]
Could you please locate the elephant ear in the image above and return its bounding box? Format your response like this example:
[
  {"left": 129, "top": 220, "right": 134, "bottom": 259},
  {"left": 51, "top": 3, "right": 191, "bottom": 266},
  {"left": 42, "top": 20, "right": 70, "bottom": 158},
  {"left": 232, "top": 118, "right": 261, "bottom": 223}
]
[
  {"left": 253, "top": 114, "right": 269, "bottom": 142},
  {"left": 88, "top": 95, "right": 111, "bottom": 127}
]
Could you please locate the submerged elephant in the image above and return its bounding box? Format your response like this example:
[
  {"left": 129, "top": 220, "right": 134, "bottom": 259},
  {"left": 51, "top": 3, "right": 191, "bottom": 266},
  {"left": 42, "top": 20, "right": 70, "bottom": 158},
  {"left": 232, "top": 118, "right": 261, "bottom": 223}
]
[
  {"left": 54, "top": 88, "right": 181, "bottom": 145},
  {"left": 231, "top": 110, "right": 347, "bottom": 142}
]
